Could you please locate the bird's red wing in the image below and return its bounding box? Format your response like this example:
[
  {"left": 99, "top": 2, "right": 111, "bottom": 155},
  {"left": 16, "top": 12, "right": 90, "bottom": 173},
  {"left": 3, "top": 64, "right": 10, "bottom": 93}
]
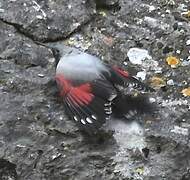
[
  {"left": 63, "top": 80, "right": 116, "bottom": 133},
  {"left": 111, "top": 66, "right": 155, "bottom": 92}
]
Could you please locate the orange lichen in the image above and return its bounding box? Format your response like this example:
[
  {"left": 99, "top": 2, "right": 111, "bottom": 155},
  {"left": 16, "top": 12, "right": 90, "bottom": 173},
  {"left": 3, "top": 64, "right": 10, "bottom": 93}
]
[
  {"left": 181, "top": 87, "right": 190, "bottom": 97},
  {"left": 183, "top": 10, "right": 190, "bottom": 18},
  {"left": 150, "top": 76, "right": 166, "bottom": 89},
  {"left": 166, "top": 56, "right": 180, "bottom": 68},
  {"left": 187, "top": 11, "right": 190, "bottom": 18}
]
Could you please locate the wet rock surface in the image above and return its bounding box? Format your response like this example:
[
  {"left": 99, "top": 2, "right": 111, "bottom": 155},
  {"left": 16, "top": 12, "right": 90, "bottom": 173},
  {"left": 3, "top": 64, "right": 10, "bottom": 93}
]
[{"left": 0, "top": 0, "right": 190, "bottom": 179}]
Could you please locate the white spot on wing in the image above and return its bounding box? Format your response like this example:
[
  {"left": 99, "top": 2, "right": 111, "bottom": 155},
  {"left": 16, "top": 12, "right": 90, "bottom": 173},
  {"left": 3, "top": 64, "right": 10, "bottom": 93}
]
[
  {"left": 104, "top": 102, "right": 112, "bottom": 106},
  {"left": 81, "top": 119, "right": 86, "bottom": 124},
  {"left": 86, "top": 117, "right": 93, "bottom": 124},
  {"left": 129, "top": 110, "right": 135, "bottom": 116},
  {"left": 106, "top": 116, "right": 110, "bottom": 120},
  {"left": 92, "top": 115, "right": 97, "bottom": 120},
  {"left": 74, "top": 116, "right": 78, "bottom": 121},
  {"left": 108, "top": 93, "right": 117, "bottom": 101},
  {"left": 104, "top": 107, "right": 112, "bottom": 111},
  {"left": 106, "top": 111, "right": 112, "bottom": 115},
  {"left": 105, "top": 106, "right": 112, "bottom": 115},
  {"left": 125, "top": 114, "right": 132, "bottom": 119}
]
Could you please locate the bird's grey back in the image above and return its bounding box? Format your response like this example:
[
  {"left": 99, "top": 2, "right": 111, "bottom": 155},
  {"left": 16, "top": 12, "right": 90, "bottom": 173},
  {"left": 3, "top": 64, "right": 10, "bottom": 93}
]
[{"left": 56, "top": 53, "right": 108, "bottom": 82}]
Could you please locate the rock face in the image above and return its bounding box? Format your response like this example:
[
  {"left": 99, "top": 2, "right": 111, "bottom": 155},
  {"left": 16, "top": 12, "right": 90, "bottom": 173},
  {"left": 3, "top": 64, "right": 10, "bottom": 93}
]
[
  {"left": 0, "top": 0, "right": 190, "bottom": 179},
  {"left": 0, "top": 0, "right": 95, "bottom": 42}
]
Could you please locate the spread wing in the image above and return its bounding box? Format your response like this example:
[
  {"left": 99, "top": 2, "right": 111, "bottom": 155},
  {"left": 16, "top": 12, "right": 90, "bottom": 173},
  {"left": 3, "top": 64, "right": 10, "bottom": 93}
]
[
  {"left": 63, "top": 79, "right": 117, "bottom": 134},
  {"left": 110, "top": 66, "right": 155, "bottom": 92}
]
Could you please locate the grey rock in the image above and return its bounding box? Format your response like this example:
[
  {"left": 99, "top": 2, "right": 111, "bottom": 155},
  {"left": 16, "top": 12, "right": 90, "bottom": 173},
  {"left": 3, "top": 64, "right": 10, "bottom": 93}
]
[
  {"left": 0, "top": 21, "right": 53, "bottom": 67},
  {"left": 0, "top": 159, "right": 17, "bottom": 180},
  {"left": 1, "top": 0, "right": 190, "bottom": 179},
  {"left": 95, "top": 0, "right": 119, "bottom": 9},
  {"left": 0, "top": 0, "right": 95, "bottom": 42}
]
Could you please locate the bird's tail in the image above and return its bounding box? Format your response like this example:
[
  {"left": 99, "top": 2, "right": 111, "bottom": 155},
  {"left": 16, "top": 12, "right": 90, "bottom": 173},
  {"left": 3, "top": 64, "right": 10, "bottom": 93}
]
[{"left": 112, "top": 93, "right": 154, "bottom": 119}]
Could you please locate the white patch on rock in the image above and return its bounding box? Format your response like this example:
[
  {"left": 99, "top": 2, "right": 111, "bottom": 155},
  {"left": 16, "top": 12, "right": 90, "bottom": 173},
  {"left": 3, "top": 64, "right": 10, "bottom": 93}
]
[
  {"left": 86, "top": 117, "right": 92, "bottom": 124},
  {"left": 36, "top": 15, "right": 43, "bottom": 19},
  {"left": 166, "top": 9, "right": 171, "bottom": 14},
  {"left": 136, "top": 71, "right": 146, "bottom": 81},
  {"left": 32, "top": 0, "right": 47, "bottom": 18},
  {"left": 144, "top": 16, "right": 158, "bottom": 28},
  {"left": 161, "top": 99, "right": 189, "bottom": 107},
  {"left": 181, "top": 60, "right": 190, "bottom": 66},
  {"left": 127, "top": 48, "right": 151, "bottom": 65},
  {"left": 171, "top": 126, "right": 189, "bottom": 136},
  {"left": 81, "top": 119, "right": 86, "bottom": 125},
  {"left": 149, "top": 97, "right": 156, "bottom": 103},
  {"left": 144, "top": 16, "right": 171, "bottom": 31},
  {"left": 68, "top": 4, "right": 72, "bottom": 9},
  {"left": 105, "top": 119, "right": 146, "bottom": 178},
  {"left": 178, "top": 3, "right": 188, "bottom": 11},
  {"left": 167, "top": 79, "right": 174, "bottom": 86},
  {"left": 108, "top": 120, "right": 145, "bottom": 148},
  {"left": 148, "top": 5, "right": 156, "bottom": 12},
  {"left": 186, "top": 40, "right": 190, "bottom": 46},
  {"left": 127, "top": 48, "right": 162, "bottom": 74},
  {"left": 37, "top": 73, "right": 45, "bottom": 78},
  {"left": 0, "top": 8, "right": 5, "bottom": 13}
]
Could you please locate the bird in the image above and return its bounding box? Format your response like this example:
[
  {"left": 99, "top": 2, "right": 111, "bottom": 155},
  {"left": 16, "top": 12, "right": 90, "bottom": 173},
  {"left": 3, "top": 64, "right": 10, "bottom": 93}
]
[{"left": 37, "top": 42, "right": 155, "bottom": 134}]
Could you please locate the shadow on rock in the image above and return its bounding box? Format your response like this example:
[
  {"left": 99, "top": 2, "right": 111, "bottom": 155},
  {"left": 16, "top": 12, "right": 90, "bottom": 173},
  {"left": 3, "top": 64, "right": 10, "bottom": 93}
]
[{"left": 0, "top": 159, "right": 17, "bottom": 180}]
